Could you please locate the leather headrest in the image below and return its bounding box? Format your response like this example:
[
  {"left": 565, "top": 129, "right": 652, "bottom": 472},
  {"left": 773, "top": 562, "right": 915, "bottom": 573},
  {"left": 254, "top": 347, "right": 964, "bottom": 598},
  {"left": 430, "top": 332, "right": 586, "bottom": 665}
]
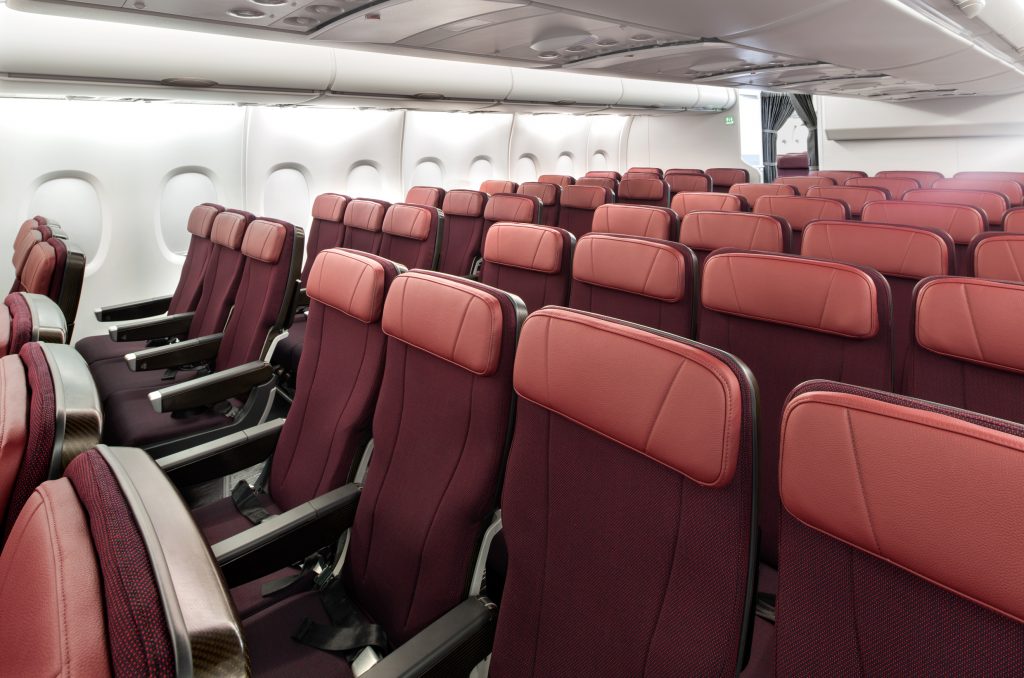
[
  {"left": 666, "top": 168, "right": 707, "bottom": 176},
  {"left": 343, "top": 199, "right": 388, "bottom": 232},
  {"left": 626, "top": 167, "right": 664, "bottom": 178},
  {"left": 934, "top": 178, "right": 1023, "bottom": 206},
  {"left": 307, "top": 248, "right": 387, "bottom": 323},
  {"left": 812, "top": 170, "right": 867, "bottom": 184},
  {"left": 311, "top": 193, "right": 349, "bottom": 222},
  {"left": 753, "top": 195, "right": 850, "bottom": 231},
  {"left": 680, "top": 212, "right": 787, "bottom": 253},
  {"left": 955, "top": 170, "right": 1024, "bottom": 186},
  {"left": 861, "top": 200, "right": 985, "bottom": 244},
  {"left": 576, "top": 177, "right": 617, "bottom": 193},
  {"left": 21, "top": 242, "right": 56, "bottom": 295},
  {"left": 1005, "top": 208, "right": 1024, "bottom": 234},
  {"left": 484, "top": 194, "right": 538, "bottom": 223},
  {"left": 561, "top": 185, "right": 610, "bottom": 210},
  {"left": 972, "top": 233, "right": 1024, "bottom": 282},
  {"left": 702, "top": 251, "right": 880, "bottom": 339},
  {"left": 382, "top": 204, "right": 434, "bottom": 242},
  {"left": 845, "top": 176, "right": 920, "bottom": 199},
  {"left": 802, "top": 221, "right": 953, "bottom": 280},
  {"left": 915, "top": 277, "right": 1024, "bottom": 374},
  {"left": 617, "top": 178, "right": 667, "bottom": 201},
  {"left": 517, "top": 182, "right": 559, "bottom": 206},
  {"left": 484, "top": 223, "right": 565, "bottom": 274},
  {"left": 665, "top": 173, "right": 712, "bottom": 193},
  {"left": 383, "top": 272, "right": 505, "bottom": 376},
  {"left": 241, "top": 219, "right": 287, "bottom": 263},
  {"left": 186, "top": 203, "right": 221, "bottom": 238},
  {"left": 904, "top": 188, "right": 1010, "bottom": 226},
  {"left": 592, "top": 204, "right": 676, "bottom": 240},
  {"left": 876, "top": 170, "right": 943, "bottom": 188},
  {"left": 12, "top": 228, "right": 42, "bottom": 275},
  {"left": 729, "top": 182, "right": 797, "bottom": 201},
  {"left": 0, "top": 354, "right": 28, "bottom": 514},
  {"left": 480, "top": 180, "right": 517, "bottom": 195},
  {"left": 537, "top": 174, "right": 574, "bottom": 188},
  {"left": 781, "top": 385, "right": 1024, "bottom": 624},
  {"left": 775, "top": 176, "right": 836, "bottom": 195},
  {"left": 706, "top": 168, "right": 749, "bottom": 187},
  {"left": 574, "top": 234, "right": 687, "bottom": 302},
  {"left": 585, "top": 170, "right": 621, "bottom": 180},
  {"left": 210, "top": 212, "right": 248, "bottom": 250},
  {"left": 514, "top": 307, "right": 744, "bottom": 487},
  {"left": 806, "top": 185, "right": 889, "bottom": 216},
  {"left": 671, "top": 192, "right": 745, "bottom": 216},
  {"left": 405, "top": 186, "right": 444, "bottom": 208},
  {"left": 442, "top": 190, "right": 487, "bottom": 218}
]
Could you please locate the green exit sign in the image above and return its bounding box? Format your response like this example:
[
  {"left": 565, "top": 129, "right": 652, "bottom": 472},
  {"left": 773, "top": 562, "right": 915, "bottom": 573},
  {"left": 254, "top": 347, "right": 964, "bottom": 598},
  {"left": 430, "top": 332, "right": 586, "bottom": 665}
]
[{"left": 725, "top": 116, "right": 735, "bottom": 126}]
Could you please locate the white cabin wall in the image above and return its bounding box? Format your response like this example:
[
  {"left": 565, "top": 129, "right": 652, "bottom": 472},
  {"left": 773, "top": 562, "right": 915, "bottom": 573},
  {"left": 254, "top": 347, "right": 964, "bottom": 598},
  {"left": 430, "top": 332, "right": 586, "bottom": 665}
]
[
  {"left": 402, "top": 111, "right": 514, "bottom": 192},
  {"left": 626, "top": 110, "right": 745, "bottom": 171}
]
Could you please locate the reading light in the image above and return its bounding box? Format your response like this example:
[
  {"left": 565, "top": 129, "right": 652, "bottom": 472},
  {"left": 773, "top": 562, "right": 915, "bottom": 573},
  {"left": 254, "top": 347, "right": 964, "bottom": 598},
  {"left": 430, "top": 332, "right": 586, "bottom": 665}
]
[
  {"left": 955, "top": 0, "right": 987, "bottom": 18},
  {"left": 530, "top": 29, "right": 596, "bottom": 52}
]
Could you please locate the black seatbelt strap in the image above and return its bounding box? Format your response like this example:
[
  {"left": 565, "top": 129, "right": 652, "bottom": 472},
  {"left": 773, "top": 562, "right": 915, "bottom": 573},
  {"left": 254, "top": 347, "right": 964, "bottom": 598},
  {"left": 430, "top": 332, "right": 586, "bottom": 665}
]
[
  {"left": 293, "top": 579, "right": 390, "bottom": 659},
  {"left": 231, "top": 480, "right": 270, "bottom": 525},
  {"left": 755, "top": 592, "right": 776, "bottom": 624}
]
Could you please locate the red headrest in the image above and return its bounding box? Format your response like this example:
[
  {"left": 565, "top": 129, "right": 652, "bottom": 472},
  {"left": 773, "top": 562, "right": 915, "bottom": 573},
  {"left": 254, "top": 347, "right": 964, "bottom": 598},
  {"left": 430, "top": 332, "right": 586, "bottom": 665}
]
[
  {"left": 1005, "top": 207, "right": 1024, "bottom": 234},
  {"left": 845, "top": 176, "right": 919, "bottom": 199},
  {"left": 777, "top": 153, "right": 808, "bottom": 170},
  {"left": 404, "top": 186, "right": 445, "bottom": 209},
  {"left": 442, "top": 190, "right": 487, "bottom": 218},
  {"left": 861, "top": 200, "right": 985, "bottom": 245},
  {"left": 666, "top": 168, "right": 708, "bottom": 176},
  {"left": 242, "top": 219, "right": 288, "bottom": 263},
  {"left": 585, "top": 170, "right": 621, "bottom": 180},
  {"left": 21, "top": 242, "right": 55, "bottom": 295},
  {"left": 484, "top": 223, "right": 565, "bottom": 274},
  {"left": 343, "top": 199, "right": 388, "bottom": 232},
  {"left": 514, "top": 307, "right": 744, "bottom": 487},
  {"left": 382, "top": 271, "right": 505, "bottom": 376},
  {"left": 311, "top": 193, "right": 349, "bottom": 222},
  {"left": 382, "top": 204, "right": 434, "bottom": 242},
  {"left": 576, "top": 176, "right": 617, "bottom": 193},
  {"left": 484, "top": 194, "right": 538, "bottom": 223},
  {"left": 671, "top": 192, "right": 745, "bottom": 216},
  {"left": 12, "top": 228, "right": 41, "bottom": 275},
  {"left": 210, "top": 211, "right": 249, "bottom": 250},
  {"left": 729, "top": 182, "right": 797, "bottom": 202},
  {"left": 955, "top": 170, "right": 1024, "bottom": 186},
  {"left": 753, "top": 195, "right": 850, "bottom": 231},
  {"left": 561, "top": 185, "right": 611, "bottom": 210},
  {"left": 904, "top": 188, "right": 1010, "bottom": 226},
  {"left": 626, "top": 167, "right": 664, "bottom": 178},
  {"left": 573, "top": 233, "right": 687, "bottom": 302},
  {"left": 592, "top": 204, "right": 676, "bottom": 240},
  {"left": 617, "top": 178, "right": 668, "bottom": 201},
  {"left": 480, "top": 180, "right": 518, "bottom": 195},
  {"left": 0, "top": 354, "right": 28, "bottom": 512},
  {"left": 517, "top": 182, "right": 560, "bottom": 206},
  {"left": 812, "top": 170, "right": 868, "bottom": 184},
  {"left": 774, "top": 176, "right": 836, "bottom": 195},
  {"left": 703, "top": 251, "right": 880, "bottom": 338},
  {"left": 802, "top": 221, "right": 953, "bottom": 279},
  {"left": 876, "top": 170, "right": 943, "bottom": 188},
  {"left": 781, "top": 384, "right": 1024, "bottom": 624},
  {"left": 934, "top": 178, "right": 1023, "bottom": 206},
  {"left": 665, "top": 172, "right": 712, "bottom": 193},
  {"left": 680, "top": 212, "right": 788, "bottom": 253},
  {"left": 915, "top": 277, "right": 1024, "bottom": 374},
  {"left": 307, "top": 248, "right": 387, "bottom": 323},
  {"left": 706, "top": 168, "right": 750, "bottom": 187},
  {"left": 806, "top": 185, "right": 889, "bottom": 217},
  {"left": 972, "top": 233, "right": 1024, "bottom": 282},
  {"left": 187, "top": 203, "right": 222, "bottom": 238},
  {"left": 537, "top": 174, "right": 574, "bottom": 188}
]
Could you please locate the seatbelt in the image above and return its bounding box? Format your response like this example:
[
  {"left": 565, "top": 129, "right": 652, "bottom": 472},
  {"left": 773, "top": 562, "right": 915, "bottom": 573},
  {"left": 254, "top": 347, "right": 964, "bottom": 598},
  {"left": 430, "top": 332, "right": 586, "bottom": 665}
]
[
  {"left": 293, "top": 578, "right": 390, "bottom": 659},
  {"left": 231, "top": 480, "right": 271, "bottom": 525},
  {"left": 755, "top": 592, "right": 776, "bottom": 624}
]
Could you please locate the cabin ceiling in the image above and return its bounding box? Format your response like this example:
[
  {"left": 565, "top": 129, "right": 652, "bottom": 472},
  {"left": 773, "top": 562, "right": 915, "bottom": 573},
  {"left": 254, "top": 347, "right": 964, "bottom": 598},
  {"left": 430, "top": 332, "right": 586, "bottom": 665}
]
[{"left": 9, "top": 0, "right": 1024, "bottom": 101}]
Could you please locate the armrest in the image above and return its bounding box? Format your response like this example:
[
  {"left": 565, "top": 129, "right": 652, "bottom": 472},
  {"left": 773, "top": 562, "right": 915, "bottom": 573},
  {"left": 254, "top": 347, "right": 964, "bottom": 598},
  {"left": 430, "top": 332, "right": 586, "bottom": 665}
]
[
  {"left": 95, "top": 295, "right": 173, "bottom": 322},
  {"left": 158, "top": 419, "right": 285, "bottom": 486},
  {"left": 108, "top": 312, "right": 195, "bottom": 342},
  {"left": 126, "top": 333, "right": 222, "bottom": 371},
  {"left": 294, "top": 287, "right": 310, "bottom": 311},
  {"left": 149, "top": 361, "right": 275, "bottom": 413},
  {"left": 214, "top": 484, "right": 362, "bottom": 587},
  {"left": 363, "top": 597, "right": 497, "bottom": 678}
]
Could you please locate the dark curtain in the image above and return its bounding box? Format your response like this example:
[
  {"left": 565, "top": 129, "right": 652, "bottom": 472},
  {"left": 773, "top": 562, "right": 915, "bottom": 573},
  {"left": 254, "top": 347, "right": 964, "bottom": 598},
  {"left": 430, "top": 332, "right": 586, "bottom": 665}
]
[
  {"left": 761, "top": 93, "right": 795, "bottom": 183},
  {"left": 788, "top": 93, "right": 819, "bottom": 172}
]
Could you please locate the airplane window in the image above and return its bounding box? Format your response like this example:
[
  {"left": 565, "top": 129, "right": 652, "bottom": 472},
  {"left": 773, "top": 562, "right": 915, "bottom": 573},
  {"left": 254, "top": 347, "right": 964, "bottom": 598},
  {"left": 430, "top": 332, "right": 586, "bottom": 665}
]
[
  {"left": 263, "top": 167, "right": 310, "bottom": 230},
  {"left": 347, "top": 162, "right": 384, "bottom": 197},
  {"left": 411, "top": 159, "right": 444, "bottom": 188},
  {"left": 514, "top": 155, "right": 538, "bottom": 183},
  {"left": 556, "top": 152, "right": 575, "bottom": 175},
  {"left": 160, "top": 171, "right": 217, "bottom": 256},
  {"left": 30, "top": 176, "right": 102, "bottom": 261}
]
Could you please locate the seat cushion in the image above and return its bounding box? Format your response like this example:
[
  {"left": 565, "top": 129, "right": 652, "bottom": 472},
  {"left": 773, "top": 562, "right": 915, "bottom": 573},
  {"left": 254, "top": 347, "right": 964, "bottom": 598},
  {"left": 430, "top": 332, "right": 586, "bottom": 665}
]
[
  {"left": 90, "top": 356, "right": 198, "bottom": 402},
  {"left": 191, "top": 494, "right": 280, "bottom": 545},
  {"left": 75, "top": 335, "right": 145, "bottom": 365},
  {"left": 101, "top": 388, "right": 230, "bottom": 448}
]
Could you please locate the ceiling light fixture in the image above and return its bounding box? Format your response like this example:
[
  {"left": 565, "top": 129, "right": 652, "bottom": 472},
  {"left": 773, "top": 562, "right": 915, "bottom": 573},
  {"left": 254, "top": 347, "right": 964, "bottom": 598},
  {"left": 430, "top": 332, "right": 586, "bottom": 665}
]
[
  {"left": 283, "top": 16, "right": 317, "bottom": 26},
  {"left": 249, "top": 0, "right": 287, "bottom": 5},
  {"left": 530, "top": 29, "right": 597, "bottom": 52},
  {"left": 954, "top": 0, "right": 986, "bottom": 19},
  {"left": 227, "top": 8, "right": 266, "bottom": 19}
]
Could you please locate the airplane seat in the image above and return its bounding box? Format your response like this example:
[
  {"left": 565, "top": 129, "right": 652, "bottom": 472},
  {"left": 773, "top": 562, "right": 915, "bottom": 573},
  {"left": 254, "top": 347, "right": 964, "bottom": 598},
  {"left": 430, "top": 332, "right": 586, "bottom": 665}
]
[
  {"left": 954, "top": 170, "right": 1024, "bottom": 187},
  {"left": 806, "top": 185, "right": 890, "bottom": 218},
  {"left": 845, "top": 176, "right": 920, "bottom": 199},
  {"left": 729, "top": 182, "right": 798, "bottom": 207},
  {"left": 671, "top": 191, "right": 747, "bottom": 217},
  {"left": 875, "top": 170, "right": 943, "bottom": 188},
  {"left": 489, "top": 307, "right": 757, "bottom": 676},
  {"left": 584, "top": 170, "right": 622, "bottom": 181},
  {"left": 238, "top": 271, "right": 523, "bottom": 676},
  {"left": 775, "top": 382, "right": 1024, "bottom": 676},
  {"left": 0, "top": 446, "right": 246, "bottom": 677},
  {"left": 484, "top": 193, "right": 543, "bottom": 233},
  {"left": 665, "top": 170, "right": 713, "bottom": 197},
  {"left": 10, "top": 223, "right": 43, "bottom": 292},
  {"left": 934, "top": 178, "right": 1024, "bottom": 207},
  {"left": 904, "top": 188, "right": 1010, "bottom": 228},
  {"left": 517, "top": 181, "right": 562, "bottom": 226},
  {"left": 1004, "top": 206, "right": 1024, "bottom": 234},
  {"left": 0, "top": 292, "right": 69, "bottom": 356},
  {"left": 811, "top": 169, "right": 868, "bottom": 184},
  {"left": 378, "top": 203, "right": 443, "bottom": 271},
  {"left": 437, "top": 189, "right": 488, "bottom": 276},
  {"left": 970, "top": 232, "right": 1024, "bottom": 281},
  {"left": 480, "top": 179, "right": 518, "bottom": 195},
  {"left": 706, "top": 167, "right": 750, "bottom": 193},
  {"left": 861, "top": 200, "right": 986, "bottom": 274},
  {"left": 77, "top": 203, "right": 224, "bottom": 365},
  {"left": 557, "top": 185, "right": 613, "bottom": 239},
  {"left": 777, "top": 152, "right": 809, "bottom": 177},
  {"left": 404, "top": 186, "right": 445, "bottom": 209},
  {"left": 576, "top": 176, "right": 618, "bottom": 193},
  {"left": 537, "top": 174, "right": 574, "bottom": 187},
  {"left": 679, "top": 211, "right": 792, "bottom": 269},
  {"left": 617, "top": 177, "right": 671, "bottom": 207},
  {"left": 801, "top": 220, "right": 954, "bottom": 385},
  {"left": 774, "top": 176, "right": 837, "bottom": 196},
  {"left": 592, "top": 203, "right": 679, "bottom": 240},
  {"left": 698, "top": 250, "right": 893, "bottom": 570},
  {"left": 16, "top": 235, "right": 86, "bottom": 337},
  {"left": 339, "top": 198, "right": 389, "bottom": 255},
  {"left": 480, "top": 222, "right": 574, "bottom": 312},
  {"left": 569, "top": 232, "right": 697, "bottom": 338},
  {"left": 752, "top": 195, "right": 850, "bottom": 250},
  {"left": 626, "top": 166, "right": 663, "bottom": 178},
  {"left": 902, "top": 276, "right": 1024, "bottom": 423}
]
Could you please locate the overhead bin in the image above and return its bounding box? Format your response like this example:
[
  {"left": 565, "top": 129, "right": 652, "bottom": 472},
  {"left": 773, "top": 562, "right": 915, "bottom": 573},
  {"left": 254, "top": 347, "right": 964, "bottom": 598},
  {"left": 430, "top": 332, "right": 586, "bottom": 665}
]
[{"left": 505, "top": 69, "right": 623, "bottom": 110}]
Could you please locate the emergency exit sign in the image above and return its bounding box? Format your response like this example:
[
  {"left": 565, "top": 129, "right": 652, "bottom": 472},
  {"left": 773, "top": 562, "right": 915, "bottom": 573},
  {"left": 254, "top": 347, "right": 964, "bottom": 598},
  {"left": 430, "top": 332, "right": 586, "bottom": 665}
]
[{"left": 725, "top": 116, "right": 735, "bottom": 125}]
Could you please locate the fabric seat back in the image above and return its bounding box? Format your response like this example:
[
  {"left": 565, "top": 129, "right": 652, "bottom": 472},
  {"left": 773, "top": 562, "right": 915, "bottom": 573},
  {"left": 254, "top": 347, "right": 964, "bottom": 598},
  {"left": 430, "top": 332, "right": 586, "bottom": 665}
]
[
  {"left": 812, "top": 170, "right": 867, "bottom": 184},
  {"left": 576, "top": 176, "right": 618, "bottom": 193},
  {"left": 706, "top": 167, "right": 750, "bottom": 193},
  {"left": 168, "top": 203, "right": 223, "bottom": 314},
  {"left": 517, "top": 182, "right": 561, "bottom": 226},
  {"left": 339, "top": 199, "right": 389, "bottom": 255},
  {"left": 537, "top": 174, "right": 574, "bottom": 188},
  {"left": 845, "top": 176, "right": 920, "bottom": 199},
  {"left": 665, "top": 170, "right": 713, "bottom": 196},
  {"left": 934, "top": 177, "right": 1024, "bottom": 207},
  {"left": 753, "top": 195, "right": 850, "bottom": 250},
  {"left": 584, "top": 170, "right": 621, "bottom": 181},
  {"left": 481, "top": 223, "right": 574, "bottom": 312},
  {"left": 189, "top": 209, "right": 255, "bottom": 339},
  {"left": 378, "top": 203, "right": 443, "bottom": 271},
  {"left": 438, "top": 189, "right": 487, "bottom": 275},
  {"left": 300, "top": 194, "right": 349, "bottom": 287},
  {"left": 480, "top": 179, "right": 518, "bottom": 195},
  {"left": 557, "top": 185, "right": 612, "bottom": 239},
  {"left": 904, "top": 188, "right": 1010, "bottom": 227}
]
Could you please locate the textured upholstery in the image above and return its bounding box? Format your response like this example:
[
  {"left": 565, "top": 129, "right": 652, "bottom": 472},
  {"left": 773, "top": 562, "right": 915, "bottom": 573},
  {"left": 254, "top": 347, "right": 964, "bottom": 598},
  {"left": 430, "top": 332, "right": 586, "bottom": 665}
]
[
  {"left": 875, "top": 170, "right": 943, "bottom": 188},
  {"left": 300, "top": 194, "right": 349, "bottom": 286},
  {"left": 806, "top": 185, "right": 889, "bottom": 217},
  {"left": 617, "top": 178, "right": 670, "bottom": 207},
  {"left": 591, "top": 204, "right": 678, "bottom": 240},
  {"left": 481, "top": 223, "right": 573, "bottom": 312},
  {"left": 517, "top": 182, "right": 561, "bottom": 226},
  {"left": 679, "top": 211, "right": 791, "bottom": 269},
  {"left": 706, "top": 167, "right": 750, "bottom": 192},
  {"left": 480, "top": 180, "right": 518, "bottom": 195},
  {"left": 438, "top": 190, "right": 488, "bottom": 275},
  {"left": 557, "top": 186, "right": 613, "bottom": 239},
  {"left": 729, "top": 182, "right": 797, "bottom": 205},
  {"left": 671, "top": 192, "right": 746, "bottom": 217},
  {"left": 970, "top": 232, "right": 1024, "bottom": 282},
  {"left": 905, "top": 188, "right": 1010, "bottom": 227},
  {"left": 774, "top": 176, "right": 837, "bottom": 195},
  {"left": 379, "top": 204, "right": 442, "bottom": 271},
  {"left": 845, "top": 176, "right": 920, "bottom": 199},
  {"left": 404, "top": 186, "right": 445, "bottom": 209}
]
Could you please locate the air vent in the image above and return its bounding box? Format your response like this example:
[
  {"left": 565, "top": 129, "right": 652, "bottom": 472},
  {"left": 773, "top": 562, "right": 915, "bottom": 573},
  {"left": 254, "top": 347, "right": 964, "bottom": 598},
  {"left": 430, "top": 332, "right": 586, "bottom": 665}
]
[{"left": 160, "top": 77, "right": 219, "bottom": 88}]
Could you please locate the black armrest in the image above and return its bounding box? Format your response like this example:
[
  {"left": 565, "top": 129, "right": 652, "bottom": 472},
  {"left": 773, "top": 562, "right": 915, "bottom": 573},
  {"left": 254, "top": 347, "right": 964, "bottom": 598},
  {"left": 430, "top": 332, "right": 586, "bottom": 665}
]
[
  {"left": 95, "top": 295, "right": 173, "bottom": 322},
  {"left": 126, "top": 333, "right": 222, "bottom": 371},
  {"left": 159, "top": 418, "right": 285, "bottom": 486},
  {"left": 149, "top": 361, "right": 275, "bottom": 413},
  {"left": 363, "top": 597, "right": 497, "bottom": 678},
  {"left": 214, "top": 484, "right": 362, "bottom": 587},
  {"left": 108, "top": 312, "right": 195, "bottom": 342}
]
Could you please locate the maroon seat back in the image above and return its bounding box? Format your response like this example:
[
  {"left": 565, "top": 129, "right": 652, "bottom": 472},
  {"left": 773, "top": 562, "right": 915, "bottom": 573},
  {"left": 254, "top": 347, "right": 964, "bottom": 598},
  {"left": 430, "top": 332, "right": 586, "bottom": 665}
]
[
  {"left": 774, "top": 176, "right": 837, "bottom": 196},
  {"left": 875, "top": 170, "right": 943, "bottom": 188},
  {"left": 698, "top": 251, "right": 893, "bottom": 566},
  {"left": 537, "top": 174, "right": 574, "bottom": 187},
  {"left": 189, "top": 209, "right": 254, "bottom": 339},
  {"left": 934, "top": 177, "right": 1024, "bottom": 207},
  {"left": 806, "top": 185, "right": 889, "bottom": 218},
  {"left": 591, "top": 203, "right": 679, "bottom": 241},
  {"left": 903, "top": 276, "right": 1024, "bottom": 423},
  {"left": 584, "top": 170, "right": 621, "bottom": 181},
  {"left": 776, "top": 382, "right": 1024, "bottom": 676},
  {"left": 729, "top": 182, "right": 797, "bottom": 206},
  {"left": 343, "top": 271, "right": 523, "bottom": 645},
  {"left": 480, "top": 179, "right": 518, "bottom": 195},
  {"left": 269, "top": 249, "right": 400, "bottom": 511},
  {"left": 679, "top": 211, "right": 791, "bottom": 269},
  {"left": 378, "top": 203, "right": 442, "bottom": 271},
  {"left": 845, "top": 176, "right": 920, "bottom": 199},
  {"left": 168, "top": 203, "right": 222, "bottom": 314},
  {"left": 569, "top": 233, "right": 697, "bottom": 338},
  {"left": 861, "top": 200, "right": 986, "bottom": 274},
  {"left": 955, "top": 170, "right": 1024, "bottom": 186},
  {"left": 484, "top": 193, "right": 542, "bottom": 230},
  {"left": 438, "top": 189, "right": 487, "bottom": 275},
  {"left": 557, "top": 185, "right": 612, "bottom": 239},
  {"left": 626, "top": 166, "right": 663, "bottom": 178},
  {"left": 10, "top": 225, "right": 43, "bottom": 294},
  {"left": 517, "top": 182, "right": 561, "bottom": 226},
  {"left": 753, "top": 195, "right": 850, "bottom": 250},
  {"left": 480, "top": 223, "right": 574, "bottom": 312},
  {"left": 490, "top": 307, "right": 757, "bottom": 677},
  {"left": 671, "top": 192, "right": 746, "bottom": 217},
  {"left": 1005, "top": 207, "right": 1024, "bottom": 234},
  {"left": 969, "top": 232, "right": 1024, "bottom": 281},
  {"left": 665, "top": 170, "right": 713, "bottom": 196},
  {"left": 300, "top": 194, "right": 349, "bottom": 287},
  {"left": 617, "top": 178, "right": 670, "bottom": 207},
  {"left": 777, "top": 152, "right": 809, "bottom": 177},
  {"left": 706, "top": 167, "right": 750, "bottom": 193},
  {"left": 904, "top": 188, "right": 1010, "bottom": 227},
  {"left": 339, "top": 199, "right": 388, "bottom": 255},
  {"left": 404, "top": 186, "right": 445, "bottom": 209},
  {"left": 576, "top": 176, "right": 618, "bottom": 193},
  {"left": 811, "top": 170, "right": 867, "bottom": 184}
]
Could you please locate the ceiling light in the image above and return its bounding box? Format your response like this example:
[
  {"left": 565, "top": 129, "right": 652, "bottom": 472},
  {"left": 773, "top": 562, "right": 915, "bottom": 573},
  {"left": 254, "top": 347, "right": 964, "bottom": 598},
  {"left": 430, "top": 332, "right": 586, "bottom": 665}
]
[
  {"left": 564, "top": 44, "right": 589, "bottom": 53},
  {"left": 227, "top": 8, "right": 266, "bottom": 19},
  {"left": 530, "top": 29, "right": 596, "bottom": 52},
  {"left": 537, "top": 51, "right": 560, "bottom": 60},
  {"left": 249, "top": 0, "right": 287, "bottom": 5},
  {"left": 630, "top": 33, "right": 654, "bottom": 42},
  {"left": 308, "top": 4, "right": 342, "bottom": 15},
  {"left": 954, "top": 0, "right": 986, "bottom": 19},
  {"left": 596, "top": 38, "right": 618, "bottom": 47},
  {"left": 283, "top": 16, "right": 318, "bottom": 26}
]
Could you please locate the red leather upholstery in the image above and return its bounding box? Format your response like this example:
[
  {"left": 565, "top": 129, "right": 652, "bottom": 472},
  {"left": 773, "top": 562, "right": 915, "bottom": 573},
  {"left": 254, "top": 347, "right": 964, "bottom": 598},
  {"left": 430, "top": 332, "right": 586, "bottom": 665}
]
[
  {"left": 591, "top": 204, "right": 678, "bottom": 240},
  {"left": 484, "top": 194, "right": 541, "bottom": 226},
  {"left": 438, "top": 190, "right": 488, "bottom": 276},
  {"left": 585, "top": 170, "right": 622, "bottom": 180},
  {"left": 537, "top": 174, "right": 574, "bottom": 187},
  {"left": 241, "top": 219, "right": 287, "bottom": 264},
  {"left": 666, "top": 172, "right": 713, "bottom": 194},
  {"left": 934, "top": 178, "right": 1024, "bottom": 206},
  {"left": 307, "top": 248, "right": 386, "bottom": 323},
  {"left": 845, "top": 176, "right": 920, "bottom": 199},
  {"left": 671, "top": 192, "right": 747, "bottom": 216},
  {"left": 617, "top": 178, "right": 670, "bottom": 206},
  {"left": 806, "top": 185, "right": 890, "bottom": 217},
  {"left": 954, "top": 170, "right": 1024, "bottom": 187},
  {"left": 11, "top": 227, "right": 41, "bottom": 280},
  {"left": 382, "top": 203, "right": 433, "bottom": 242},
  {"left": 970, "top": 233, "right": 1024, "bottom": 282},
  {"left": 680, "top": 212, "right": 791, "bottom": 260},
  {"left": 186, "top": 202, "right": 220, "bottom": 238},
  {"left": 861, "top": 200, "right": 986, "bottom": 245},
  {"left": 299, "top": 194, "right": 349, "bottom": 286},
  {"left": 876, "top": 170, "right": 943, "bottom": 188},
  {"left": 753, "top": 196, "right": 850, "bottom": 250},
  {"left": 481, "top": 223, "right": 573, "bottom": 312},
  {"left": 19, "top": 242, "right": 55, "bottom": 295},
  {"left": 812, "top": 170, "right": 868, "bottom": 184},
  {"left": 573, "top": 233, "right": 687, "bottom": 302},
  {"left": 774, "top": 176, "right": 837, "bottom": 196},
  {"left": 0, "top": 355, "right": 27, "bottom": 522},
  {"left": 480, "top": 179, "right": 518, "bottom": 195},
  {"left": 1004, "top": 207, "right": 1024, "bottom": 234},
  {"left": 404, "top": 186, "right": 445, "bottom": 209},
  {"left": 311, "top": 193, "right": 348, "bottom": 222},
  {"left": 442, "top": 189, "right": 486, "bottom": 218},
  {"left": 905, "top": 188, "right": 1010, "bottom": 226},
  {"left": 802, "top": 221, "right": 953, "bottom": 280},
  {"left": 210, "top": 211, "right": 248, "bottom": 250},
  {"left": 626, "top": 166, "right": 663, "bottom": 178},
  {"left": 576, "top": 176, "right": 618, "bottom": 193},
  {"left": 706, "top": 167, "right": 750, "bottom": 192},
  {"left": 558, "top": 186, "right": 613, "bottom": 239},
  {"left": 342, "top": 199, "right": 387, "bottom": 233},
  {"left": 729, "top": 182, "right": 798, "bottom": 205},
  {"left": 517, "top": 182, "right": 561, "bottom": 226}
]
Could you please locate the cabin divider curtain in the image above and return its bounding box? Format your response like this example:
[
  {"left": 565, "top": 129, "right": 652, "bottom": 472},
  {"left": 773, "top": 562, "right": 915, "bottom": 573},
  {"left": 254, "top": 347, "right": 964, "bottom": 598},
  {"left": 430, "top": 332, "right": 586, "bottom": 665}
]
[
  {"left": 787, "top": 93, "right": 819, "bottom": 172},
  {"left": 761, "top": 92, "right": 794, "bottom": 183}
]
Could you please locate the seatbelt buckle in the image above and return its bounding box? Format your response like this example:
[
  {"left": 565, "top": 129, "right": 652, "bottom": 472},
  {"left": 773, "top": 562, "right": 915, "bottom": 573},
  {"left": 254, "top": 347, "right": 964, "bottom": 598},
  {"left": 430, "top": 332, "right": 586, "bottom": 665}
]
[{"left": 351, "top": 647, "right": 381, "bottom": 676}]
